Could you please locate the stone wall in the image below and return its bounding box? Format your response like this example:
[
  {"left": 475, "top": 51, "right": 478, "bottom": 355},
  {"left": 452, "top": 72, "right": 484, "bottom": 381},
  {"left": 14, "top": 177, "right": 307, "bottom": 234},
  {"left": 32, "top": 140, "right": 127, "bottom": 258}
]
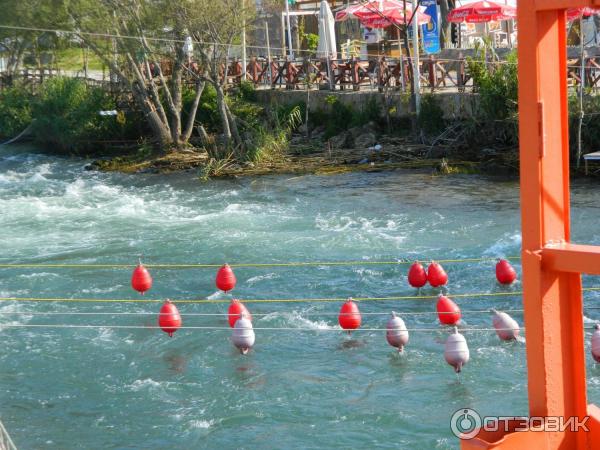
[{"left": 255, "top": 89, "right": 479, "bottom": 119}]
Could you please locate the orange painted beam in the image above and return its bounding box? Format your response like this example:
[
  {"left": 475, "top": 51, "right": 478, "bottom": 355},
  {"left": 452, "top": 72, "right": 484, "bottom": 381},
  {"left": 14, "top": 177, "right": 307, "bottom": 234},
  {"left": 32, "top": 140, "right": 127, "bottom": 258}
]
[
  {"left": 462, "top": 1, "right": 600, "bottom": 447},
  {"left": 543, "top": 243, "right": 600, "bottom": 275},
  {"left": 535, "top": 0, "right": 599, "bottom": 10},
  {"left": 517, "top": 1, "right": 588, "bottom": 448}
]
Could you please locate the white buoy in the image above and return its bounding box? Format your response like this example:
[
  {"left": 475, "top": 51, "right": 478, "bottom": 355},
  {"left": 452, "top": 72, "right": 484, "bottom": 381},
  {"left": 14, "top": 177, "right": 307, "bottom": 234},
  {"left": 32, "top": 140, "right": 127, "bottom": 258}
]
[
  {"left": 491, "top": 309, "right": 520, "bottom": 341},
  {"left": 444, "top": 327, "right": 470, "bottom": 373},
  {"left": 592, "top": 324, "right": 600, "bottom": 363},
  {"left": 232, "top": 313, "right": 255, "bottom": 355},
  {"left": 386, "top": 311, "right": 409, "bottom": 353}
]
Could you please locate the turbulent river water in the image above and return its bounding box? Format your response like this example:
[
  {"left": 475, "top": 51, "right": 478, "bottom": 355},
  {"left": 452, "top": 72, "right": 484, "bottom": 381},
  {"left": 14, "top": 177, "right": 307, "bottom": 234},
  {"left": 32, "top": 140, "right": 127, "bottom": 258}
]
[{"left": 1, "top": 145, "right": 600, "bottom": 449}]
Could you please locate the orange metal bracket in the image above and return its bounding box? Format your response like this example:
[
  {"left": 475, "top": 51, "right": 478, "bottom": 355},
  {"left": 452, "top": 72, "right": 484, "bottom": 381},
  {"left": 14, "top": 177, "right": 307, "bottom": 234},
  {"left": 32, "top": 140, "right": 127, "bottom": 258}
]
[
  {"left": 543, "top": 243, "right": 600, "bottom": 274},
  {"left": 461, "top": 1, "right": 600, "bottom": 449}
]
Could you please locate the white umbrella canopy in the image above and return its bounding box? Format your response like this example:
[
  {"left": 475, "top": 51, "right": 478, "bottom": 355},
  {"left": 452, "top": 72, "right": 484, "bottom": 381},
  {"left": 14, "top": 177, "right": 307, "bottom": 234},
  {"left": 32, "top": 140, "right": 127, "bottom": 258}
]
[{"left": 316, "top": 0, "right": 337, "bottom": 59}]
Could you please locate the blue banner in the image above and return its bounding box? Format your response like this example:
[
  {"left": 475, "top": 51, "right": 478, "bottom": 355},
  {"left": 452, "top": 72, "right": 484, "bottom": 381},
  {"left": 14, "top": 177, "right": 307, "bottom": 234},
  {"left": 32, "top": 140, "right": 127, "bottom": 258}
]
[{"left": 421, "top": 0, "right": 440, "bottom": 54}]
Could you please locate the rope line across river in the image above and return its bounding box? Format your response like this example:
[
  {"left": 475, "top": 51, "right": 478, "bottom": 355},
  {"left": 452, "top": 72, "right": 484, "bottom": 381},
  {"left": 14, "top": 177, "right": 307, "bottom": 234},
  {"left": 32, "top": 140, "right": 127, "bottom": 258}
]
[
  {"left": 2, "top": 287, "right": 600, "bottom": 304},
  {"left": 0, "top": 323, "right": 527, "bottom": 332},
  {"left": 0, "top": 255, "right": 521, "bottom": 269}
]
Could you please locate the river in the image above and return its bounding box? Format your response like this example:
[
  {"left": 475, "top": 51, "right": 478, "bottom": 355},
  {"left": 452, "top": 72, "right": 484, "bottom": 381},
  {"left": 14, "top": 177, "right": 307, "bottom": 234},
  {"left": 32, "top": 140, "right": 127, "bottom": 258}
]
[{"left": 1, "top": 145, "right": 600, "bottom": 449}]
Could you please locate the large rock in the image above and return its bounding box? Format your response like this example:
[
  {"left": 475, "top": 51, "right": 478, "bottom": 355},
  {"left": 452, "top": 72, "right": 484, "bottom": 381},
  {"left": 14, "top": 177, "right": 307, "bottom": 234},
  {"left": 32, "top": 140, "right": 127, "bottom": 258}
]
[
  {"left": 427, "top": 146, "right": 448, "bottom": 159},
  {"left": 330, "top": 131, "right": 352, "bottom": 149},
  {"left": 311, "top": 125, "right": 326, "bottom": 135},
  {"left": 290, "top": 135, "right": 304, "bottom": 145},
  {"left": 354, "top": 132, "right": 377, "bottom": 148},
  {"left": 348, "top": 121, "right": 378, "bottom": 139}
]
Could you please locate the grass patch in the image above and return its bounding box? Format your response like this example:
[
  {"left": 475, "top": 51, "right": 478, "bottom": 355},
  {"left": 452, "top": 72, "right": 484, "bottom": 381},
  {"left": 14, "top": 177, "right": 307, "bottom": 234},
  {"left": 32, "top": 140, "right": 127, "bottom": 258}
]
[{"left": 53, "top": 48, "right": 104, "bottom": 72}]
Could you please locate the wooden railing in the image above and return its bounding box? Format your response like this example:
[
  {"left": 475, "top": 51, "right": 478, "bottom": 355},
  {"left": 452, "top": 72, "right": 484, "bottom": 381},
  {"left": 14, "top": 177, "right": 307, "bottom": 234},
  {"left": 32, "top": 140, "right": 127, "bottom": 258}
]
[
  {"left": 2, "top": 54, "right": 599, "bottom": 94},
  {"left": 226, "top": 55, "right": 473, "bottom": 92},
  {"left": 227, "top": 54, "right": 600, "bottom": 92}
]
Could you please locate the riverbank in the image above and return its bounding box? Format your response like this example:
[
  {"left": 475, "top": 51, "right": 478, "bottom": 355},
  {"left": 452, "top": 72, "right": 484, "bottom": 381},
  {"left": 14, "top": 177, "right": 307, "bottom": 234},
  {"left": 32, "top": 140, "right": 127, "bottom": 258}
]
[
  {"left": 85, "top": 133, "right": 490, "bottom": 179},
  {"left": 1, "top": 69, "right": 596, "bottom": 179}
]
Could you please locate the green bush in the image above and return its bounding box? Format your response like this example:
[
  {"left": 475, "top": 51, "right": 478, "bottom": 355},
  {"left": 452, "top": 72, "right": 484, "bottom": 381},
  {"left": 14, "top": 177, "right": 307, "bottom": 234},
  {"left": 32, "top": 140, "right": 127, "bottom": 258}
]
[
  {"left": 238, "top": 80, "right": 257, "bottom": 102},
  {"left": 31, "top": 77, "right": 126, "bottom": 154},
  {"left": 276, "top": 101, "right": 306, "bottom": 128},
  {"left": 185, "top": 83, "right": 221, "bottom": 133},
  {"left": 468, "top": 45, "right": 518, "bottom": 120},
  {"left": 418, "top": 94, "right": 445, "bottom": 134},
  {"left": 230, "top": 99, "right": 264, "bottom": 130},
  {"left": 303, "top": 33, "right": 319, "bottom": 54},
  {"left": 316, "top": 96, "right": 381, "bottom": 139},
  {"left": 0, "top": 84, "right": 33, "bottom": 138},
  {"left": 247, "top": 105, "right": 302, "bottom": 163}
]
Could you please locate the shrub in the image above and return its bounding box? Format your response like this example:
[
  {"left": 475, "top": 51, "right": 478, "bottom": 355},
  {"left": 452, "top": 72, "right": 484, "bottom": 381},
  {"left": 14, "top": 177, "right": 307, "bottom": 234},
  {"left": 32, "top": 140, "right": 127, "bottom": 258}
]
[
  {"left": 186, "top": 83, "right": 220, "bottom": 133},
  {"left": 317, "top": 96, "right": 381, "bottom": 139},
  {"left": 418, "top": 94, "right": 445, "bottom": 134},
  {"left": 467, "top": 44, "right": 518, "bottom": 120},
  {"left": 303, "top": 33, "right": 319, "bottom": 55},
  {"left": 238, "top": 80, "right": 257, "bottom": 102},
  {"left": 31, "top": 77, "right": 124, "bottom": 153},
  {"left": 247, "top": 105, "right": 302, "bottom": 163},
  {"left": 0, "top": 84, "right": 33, "bottom": 138}
]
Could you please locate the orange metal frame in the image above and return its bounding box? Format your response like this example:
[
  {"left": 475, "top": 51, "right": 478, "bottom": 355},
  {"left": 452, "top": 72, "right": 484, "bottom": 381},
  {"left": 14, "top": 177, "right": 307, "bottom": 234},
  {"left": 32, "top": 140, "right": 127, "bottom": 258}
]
[{"left": 461, "top": 0, "right": 600, "bottom": 448}]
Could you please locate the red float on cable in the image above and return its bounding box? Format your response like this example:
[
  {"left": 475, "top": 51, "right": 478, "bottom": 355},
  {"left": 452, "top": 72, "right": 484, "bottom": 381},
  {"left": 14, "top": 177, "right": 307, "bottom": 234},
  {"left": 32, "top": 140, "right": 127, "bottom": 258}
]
[
  {"left": 216, "top": 263, "right": 236, "bottom": 292},
  {"left": 436, "top": 295, "right": 461, "bottom": 325},
  {"left": 496, "top": 259, "right": 517, "bottom": 285},
  {"left": 227, "top": 299, "right": 252, "bottom": 328},
  {"left": 407, "top": 261, "right": 428, "bottom": 288},
  {"left": 427, "top": 262, "right": 448, "bottom": 287},
  {"left": 131, "top": 260, "right": 153, "bottom": 295},
  {"left": 158, "top": 299, "right": 182, "bottom": 337},
  {"left": 338, "top": 298, "right": 362, "bottom": 330}
]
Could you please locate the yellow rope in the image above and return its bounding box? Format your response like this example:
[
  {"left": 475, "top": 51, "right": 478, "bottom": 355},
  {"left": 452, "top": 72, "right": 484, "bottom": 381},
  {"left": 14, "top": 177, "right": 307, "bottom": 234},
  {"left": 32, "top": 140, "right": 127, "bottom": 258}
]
[
  {"left": 0, "top": 256, "right": 521, "bottom": 269},
  {"left": 0, "top": 287, "right": 598, "bottom": 304}
]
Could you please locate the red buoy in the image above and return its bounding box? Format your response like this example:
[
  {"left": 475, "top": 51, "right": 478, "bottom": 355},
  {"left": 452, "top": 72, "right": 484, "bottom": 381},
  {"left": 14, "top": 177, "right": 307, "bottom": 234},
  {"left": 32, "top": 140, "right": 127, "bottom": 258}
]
[
  {"left": 496, "top": 259, "right": 517, "bottom": 285},
  {"left": 427, "top": 262, "right": 448, "bottom": 287},
  {"left": 228, "top": 299, "right": 252, "bottom": 328},
  {"left": 131, "top": 260, "right": 153, "bottom": 295},
  {"left": 436, "top": 295, "right": 461, "bottom": 325},
  {"left": 158, "top": 299, "right": 182, "bottom": 337},
  {"left": 338, "top": 298, "right": 362, "bottom": 330},
  {"left": 407, "top": 261, "right": 428, "bottom": 288},
  {"left": 216, "top": 263, "right": 236, "bottom": 292}
]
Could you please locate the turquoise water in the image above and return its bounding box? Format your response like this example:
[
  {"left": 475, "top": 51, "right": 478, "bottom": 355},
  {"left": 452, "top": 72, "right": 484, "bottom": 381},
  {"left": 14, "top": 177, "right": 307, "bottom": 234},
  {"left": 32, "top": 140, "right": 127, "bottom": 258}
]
[{"left": 1, "top": 145, "right": 600, "bottom": 449}]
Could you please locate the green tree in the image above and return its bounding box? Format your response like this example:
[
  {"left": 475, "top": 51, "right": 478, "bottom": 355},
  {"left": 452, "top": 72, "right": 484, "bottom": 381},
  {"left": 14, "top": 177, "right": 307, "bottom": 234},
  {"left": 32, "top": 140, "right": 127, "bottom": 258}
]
[
  {"left": 0, "top": 0, "right": 66, "bottom": 74},
  {"left": 67, "top": 0, "right": 206, "bottom": 150},
  {"left": 183, "top": 0, "right": 256, "bottom": 152}
]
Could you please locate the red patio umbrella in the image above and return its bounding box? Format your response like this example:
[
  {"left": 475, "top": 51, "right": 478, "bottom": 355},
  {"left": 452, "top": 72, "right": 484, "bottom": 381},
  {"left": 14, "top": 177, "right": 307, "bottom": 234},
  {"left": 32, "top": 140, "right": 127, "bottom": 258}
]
[
  {"left": 447, "top": 0, "right": 516, "bottom": 23},
  {"left": 335, "top": 0, "right": 431, "bottom": 28},
  {"left": 566, "top": 6, "right": 600, "bottom": 22}
]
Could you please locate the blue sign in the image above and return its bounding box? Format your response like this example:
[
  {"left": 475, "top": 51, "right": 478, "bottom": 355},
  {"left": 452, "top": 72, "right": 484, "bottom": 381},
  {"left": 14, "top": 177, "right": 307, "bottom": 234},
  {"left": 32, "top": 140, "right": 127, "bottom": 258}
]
[{"left": 421, "top": 0, "right": 440, "bottom": 54}]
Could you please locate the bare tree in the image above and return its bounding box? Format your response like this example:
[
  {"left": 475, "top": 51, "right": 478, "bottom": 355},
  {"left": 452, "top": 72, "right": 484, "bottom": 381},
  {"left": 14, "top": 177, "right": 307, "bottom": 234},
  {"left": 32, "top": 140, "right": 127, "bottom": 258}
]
[
  {"left": 183, "top": 0, "right": 256, "bottom": 153},
  {"left": 68, "top": 0, "right": 205, "bottom": 150}
]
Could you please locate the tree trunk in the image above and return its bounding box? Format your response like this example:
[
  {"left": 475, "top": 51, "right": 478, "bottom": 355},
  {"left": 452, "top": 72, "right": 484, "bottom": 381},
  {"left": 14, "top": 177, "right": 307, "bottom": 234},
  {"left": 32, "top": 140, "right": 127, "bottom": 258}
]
[
  {"left": 130, "top": 81, "right": 172, "bottom": 147},
  {"left": 169, "top": 69, "right": 183, "bottom": 145},
  {"left": 182, "top": 78, "right": 206, "bottom": 142},
  {"left": 224, "top": 101, "right": 244, "bottom": 152},
  {"left": 215, "top": 83, "right": 232, "bottom": 147},
  {"left": 7, "top": 40, "right": 26, "bottom": 76}
]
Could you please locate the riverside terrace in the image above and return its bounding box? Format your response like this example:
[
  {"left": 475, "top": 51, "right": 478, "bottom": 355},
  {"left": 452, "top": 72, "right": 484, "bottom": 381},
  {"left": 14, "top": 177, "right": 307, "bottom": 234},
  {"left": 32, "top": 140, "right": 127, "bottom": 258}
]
[
  {"left": 2, "top": 48, "right": 600, "bottom": 94},
  {"left": 223, "top": 47, "right": 600, "bottom": 92}
]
